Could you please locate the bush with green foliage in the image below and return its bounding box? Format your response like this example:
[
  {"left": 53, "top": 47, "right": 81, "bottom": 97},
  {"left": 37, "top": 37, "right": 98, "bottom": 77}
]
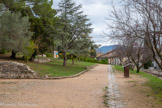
[
  {"left": 23, "top": 41, "right": 37, "bottom": 62},
  {"left": 59, "top": 53, "right": 63, "bottom": 59},
  {"left": 100, "top": 59, "right": 108, "bottom": 64},
  {"left": 0, "top": 49, "right": 7, "bottom": 54},
  {"left": 144, "top": 60, "right": 153, "bottom": 69},
  {"left": 46, "top": 53, "right": 53, "bottom": 58},
  {"left": 58, "top": 53, "right": 72, "bottom": 59},
  {"left": 81, "top": 57, "right": 108, "bottom": 64}
]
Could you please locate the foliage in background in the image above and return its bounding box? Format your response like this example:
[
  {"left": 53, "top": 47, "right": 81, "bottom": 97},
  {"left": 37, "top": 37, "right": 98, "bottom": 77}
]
[
  {"left": 23, "top": 41, "right": 37, "bottom": 62},
  {"left": 0, "top": 49, "right": 7, "bottom": 54},
  {"left": 81, "top": 57, "right": 108, "bottom": 64},
  {"left": 46, "top": 53, "right": 53, "bottom": 58},
  {"left": 144, "top": 60, "right": 153, "bottom": 69}
]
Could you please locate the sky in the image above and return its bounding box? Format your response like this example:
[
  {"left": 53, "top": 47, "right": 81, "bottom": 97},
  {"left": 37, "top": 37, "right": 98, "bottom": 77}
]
[{"left": 52, "top": 0, "right": 120, "bottom": 46}]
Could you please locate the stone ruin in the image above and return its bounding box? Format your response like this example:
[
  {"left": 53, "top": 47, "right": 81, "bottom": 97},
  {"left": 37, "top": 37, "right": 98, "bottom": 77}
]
[{"left": 0, "top": 61, "right": 37, "bottom": 79}]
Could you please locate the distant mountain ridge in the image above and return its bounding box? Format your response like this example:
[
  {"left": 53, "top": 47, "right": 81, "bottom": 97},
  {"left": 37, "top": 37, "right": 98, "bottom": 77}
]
[{"left": 97, "top": 45, "right": 118, "bottom": 54}]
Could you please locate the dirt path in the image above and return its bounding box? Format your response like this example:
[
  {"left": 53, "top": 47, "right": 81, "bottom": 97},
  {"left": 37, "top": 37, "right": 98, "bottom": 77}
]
[
  {"left": 115, "top": 69, "right": 162, "bottom": 108},
  {"left": 0, "top": 64, "right": 108, "bottom": 108}
]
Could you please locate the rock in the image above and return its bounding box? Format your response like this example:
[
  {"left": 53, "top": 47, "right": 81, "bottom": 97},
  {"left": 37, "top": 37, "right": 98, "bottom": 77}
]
[
  {"left": 45, "top": 75, "right": 49, "bottom": 78},
  {"left": 0, "top": 61, "right": 37, "bottom": 79}
]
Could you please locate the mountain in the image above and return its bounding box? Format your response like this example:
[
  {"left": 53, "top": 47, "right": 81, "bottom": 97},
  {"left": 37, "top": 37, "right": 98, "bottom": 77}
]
[{"left": 97, "top": 45, "right": 118, "bottom": 54}]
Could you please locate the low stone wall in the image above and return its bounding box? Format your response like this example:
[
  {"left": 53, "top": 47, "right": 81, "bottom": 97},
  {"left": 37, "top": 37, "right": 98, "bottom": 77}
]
[
  {"left": 33, "top": 58, "right": 51, "bottom": 63},
  {"left": 144, "top": 69, "right": 162, "bottom": 79},
  {"left": 0, "top": 61, "right": 37, "bottom": 79}
]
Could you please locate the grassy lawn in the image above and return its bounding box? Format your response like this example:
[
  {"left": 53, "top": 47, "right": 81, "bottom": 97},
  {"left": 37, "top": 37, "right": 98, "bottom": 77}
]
[
  {"left": 26, "top": 59, "right": 96, "bottom": 77},
  {"left": 114, "top": 65, "right": 162, "bottom": 103}
]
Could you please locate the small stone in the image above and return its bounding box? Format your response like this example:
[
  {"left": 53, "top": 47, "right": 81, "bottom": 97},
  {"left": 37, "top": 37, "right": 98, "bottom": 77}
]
[{"left": 45, "top": 75, "right": 49, "bottom": 78}]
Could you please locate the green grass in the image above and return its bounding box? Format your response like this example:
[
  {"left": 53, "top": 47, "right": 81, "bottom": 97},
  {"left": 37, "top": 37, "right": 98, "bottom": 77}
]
[
  {"left": 26, "top": 59, "right": 96, "bottom": 77},
  {"left": 114, "top": 65, "right": 162, "bottom": 103},
  {"left": 103, "top": 86, "right": 109, "bottom": 108},
  {"left": 114, "top": 65, "right": 124, "bottom": 71}
]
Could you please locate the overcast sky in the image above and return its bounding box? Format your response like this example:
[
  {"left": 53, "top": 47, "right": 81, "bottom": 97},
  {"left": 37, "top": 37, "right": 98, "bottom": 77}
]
[{"left": 52, "top": 0, "right": 120, "bottom": 46}]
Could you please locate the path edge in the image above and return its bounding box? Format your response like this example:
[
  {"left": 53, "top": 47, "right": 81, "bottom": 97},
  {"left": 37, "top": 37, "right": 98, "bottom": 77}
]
[
  {"left": 42, "top": 64, "right": 99, "bottom": 80},
  {"left": 0, "top": 64, "right": 99, "bottom": 80}
]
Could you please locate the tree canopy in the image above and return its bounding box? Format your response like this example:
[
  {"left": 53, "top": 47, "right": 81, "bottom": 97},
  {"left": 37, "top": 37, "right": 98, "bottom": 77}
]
[{"left": 0, "top": 10, "right": 32, "bottom": 58}]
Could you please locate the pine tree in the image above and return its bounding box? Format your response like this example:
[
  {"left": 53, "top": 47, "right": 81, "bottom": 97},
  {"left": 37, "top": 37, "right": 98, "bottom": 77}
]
[{"left": 57, "top": 0, "right": 92, "bottom": 66}]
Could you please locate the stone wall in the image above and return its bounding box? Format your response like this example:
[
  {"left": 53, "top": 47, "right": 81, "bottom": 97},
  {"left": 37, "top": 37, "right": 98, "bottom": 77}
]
[
  {"left": 0, "top": 61, "right": 37, "bottom": 79},
  {"left": 33, "top": 58, "right": 51, "bottom": 63}
]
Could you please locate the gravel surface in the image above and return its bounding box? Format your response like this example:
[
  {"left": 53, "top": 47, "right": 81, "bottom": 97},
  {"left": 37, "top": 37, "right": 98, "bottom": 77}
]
[
  {"left": 0, "top": 64, "right": 108, "bottom": 108},
  {"left": 115, "top": 70, "right": 162, "bottom": 108},
  {"left": 107, "top": 65, "right": 124, "bottom": 108}
]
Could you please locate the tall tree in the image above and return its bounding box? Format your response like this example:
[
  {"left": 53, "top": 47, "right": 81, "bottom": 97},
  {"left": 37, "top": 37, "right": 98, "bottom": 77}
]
[
  {"left": 57, "top": 0, "right": 92, "bottom": 66},
  {"left": 29, "top": 0, "right": 58, "bottom": 57}
]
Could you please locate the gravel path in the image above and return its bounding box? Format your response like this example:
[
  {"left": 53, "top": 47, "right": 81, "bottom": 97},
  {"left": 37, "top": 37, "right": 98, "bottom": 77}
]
[
  {"left": 107, "top": 65, "right": 125, "bottom": 108},
  {"left": 0, "top": 64, "right": 108, "bottom": 108}
]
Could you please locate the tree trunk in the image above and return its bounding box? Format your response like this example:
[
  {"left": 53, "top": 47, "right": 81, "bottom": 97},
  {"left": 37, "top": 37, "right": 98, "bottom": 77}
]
[
  {"left": 130, "top": 64, "right": 134, "bottom": 71},
  {"left": 135, "top": 63, "right": 143, "bottom": 73},
  {"left": 10, "top": 50, "right": 16, "bottom": 59},
  {"left": 78, "top": 57, "right": 80, "bottom": 62},
  {"left": 29, "top": 49, "right": 37, "bottom": 61},
  {"left": 136, "top": 65, "right": 141, "bottom": 73},
  {"left": 76, "top": 57, "right": 78, "bottom": 63},
  {"left": 63, "top": 52, "right": 67, "bottom": 66},
  {"left": 136, "top": 68, "right": 140, "bottom": 73},
  {"left": 72, "top": 58, "right": 74, "bottom": 65},
  {"left": 153, "top": 56, "right": 162, "bottom": 70}
]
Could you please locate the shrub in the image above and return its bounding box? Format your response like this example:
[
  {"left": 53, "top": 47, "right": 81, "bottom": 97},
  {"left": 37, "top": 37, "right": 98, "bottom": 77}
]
[
  {"left": 84, "top": 58, "right": 97, "bottom": 63},
  {"left": 144, "top": 60, "right": 153, "bottom": 69},
  {"left": 59, "top": 53, "right": 63, "bottom": 59},
  {"left": 100, "top": 59, "right": 108, "bottom": 64},
  {"left": 23, "top": 41, "right": 37, "bottom": 62},
  {"left": 0, "top": 49, "right": 7, "bottom": 54},
  {"left": 80, "top": 57, "right": 108, "bottom": 64},
  {"left": 58, "top": 53, "right": 72, "bottom": 59},
  {"left": 46, "top": 53, "right": 53, "bottom": 58}
]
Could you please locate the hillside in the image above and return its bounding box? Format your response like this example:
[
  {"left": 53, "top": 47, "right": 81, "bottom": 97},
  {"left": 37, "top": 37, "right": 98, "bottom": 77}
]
[{"left": 97, "top": 45, "right": 117, "bottom": 54}]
